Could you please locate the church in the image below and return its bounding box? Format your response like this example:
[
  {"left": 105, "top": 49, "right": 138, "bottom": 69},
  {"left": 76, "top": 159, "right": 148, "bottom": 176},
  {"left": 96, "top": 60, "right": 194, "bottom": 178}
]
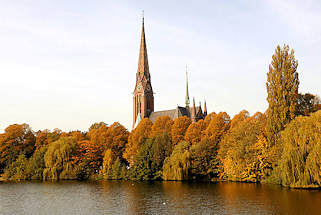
[{"left": 132, "top": 17, "right": 207, "bottom": 129}]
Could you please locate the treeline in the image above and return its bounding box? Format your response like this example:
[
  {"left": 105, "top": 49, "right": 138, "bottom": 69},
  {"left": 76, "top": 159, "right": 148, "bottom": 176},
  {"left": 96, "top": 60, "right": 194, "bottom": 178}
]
[{"left": 0, "top": 45, "right": 320, "bottom": 188}]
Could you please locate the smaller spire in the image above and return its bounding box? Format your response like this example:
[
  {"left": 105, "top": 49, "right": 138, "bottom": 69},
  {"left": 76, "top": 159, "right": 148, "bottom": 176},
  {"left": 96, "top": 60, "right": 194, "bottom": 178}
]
[
  {"left": 204, "top": 100, "right": 207, "bottom": 117},
  {"left": 191, "top": 97, "right": 196, "bottom": 122},
  {"left": 142, "top": 10, "right": 144, "bottom": 24},
  {"left": 185, "top": 65, "right": 190, "bottom": 107}
]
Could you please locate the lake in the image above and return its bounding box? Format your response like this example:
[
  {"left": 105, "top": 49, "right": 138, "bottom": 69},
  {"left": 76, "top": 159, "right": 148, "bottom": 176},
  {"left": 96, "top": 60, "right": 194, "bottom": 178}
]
[{"left": 0, "top": 181, "right": 320, "bottom": 215}]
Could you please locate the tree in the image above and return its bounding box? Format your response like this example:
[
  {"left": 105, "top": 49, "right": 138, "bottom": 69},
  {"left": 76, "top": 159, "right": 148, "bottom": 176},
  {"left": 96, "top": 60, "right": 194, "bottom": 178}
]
[
  {"left": 204, "top": 112, "right": 217, "bottom": 126},
  {"left": 3, "top": 154, "right": 29, "bottom": 180},
  {"left": 230, "top": 110, "right": 249, "bottom": 129},
  {"left": 104, "top": 122, "right": 129, "bottom": 159},
  {"left": 162, "top": 141, "right": 191, "bottom": 181},
  {"left": 266, "top": 45, "right": 299, "bottom": 145},
  {"left": 43, "top": 137, "right": 79, "bottom": 180},
  {"left": 276, "top": 110, "right": 321, "bottom": 187},
  {"left": 130, "top": 140, "right": 157, "bottom": 180},
  {"left": 203, "top": 112, "right": 231, "bottom": 144},
  {"left": 184, "top": 120, "right": 207, "bottom": 145},
  {"left": 171, "top": 116, "right": 191, "bottom": 146},
  {"left": 27, "top": 145, "right": 48, "bottom": 180},
  {"left": 152, "top": 134, "right": 172, "bottom": 179},
  {"left": 218, "top": 112, "right": 267, "bottom": 182},
  {"left": 0, "top": 124, "right": 35, "bottom": 172},
  {"left": 189, "top": 138, "right": 220, "bottom": 180},
  {"left": 101, "top": 149, "right": 114, "bottom": 179},
  {"left": 73, "top": 139, "right": 104, "bottom": 179},
  {"left": 87, "top": 122, "right": 109, "bottom": 150},
  {"left": 123, "top": 118, "right": 153, "bottom": 165},
  {"left": 297, "top": 93, "right": 321, "bottom": 116},
  {"left": 151, "top": 116, "right": 174, "bottom": 138}
]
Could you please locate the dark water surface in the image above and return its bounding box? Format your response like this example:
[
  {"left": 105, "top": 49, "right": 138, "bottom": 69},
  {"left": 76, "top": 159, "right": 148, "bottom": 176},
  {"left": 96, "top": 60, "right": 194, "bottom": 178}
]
[{"left": 0, "top": 181, "right": 321, "bottom": 215}]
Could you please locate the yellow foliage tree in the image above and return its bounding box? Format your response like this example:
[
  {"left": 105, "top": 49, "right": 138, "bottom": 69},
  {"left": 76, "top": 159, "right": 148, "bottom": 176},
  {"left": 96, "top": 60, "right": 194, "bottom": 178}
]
[
  {"left": 203, "top": 112, "right": 231, "bottom": 143},
  {"left": 123, "top": 118, "right": 153, "bottom": 165},
  {"left": 171, "top": 116, "right": 192, "bottom": 146},
  {"left": 184, "top": 119, "right": 207, "bottom": 145},
  {"left": 151, "top": 116, "right": 174, "bottom": 138}
]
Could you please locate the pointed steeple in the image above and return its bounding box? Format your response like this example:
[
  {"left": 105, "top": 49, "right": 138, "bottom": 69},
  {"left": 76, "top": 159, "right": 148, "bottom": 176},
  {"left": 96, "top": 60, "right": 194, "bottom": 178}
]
[
  {"left": 204, "top": 100, "right": 207, "bottom": 117},
  {"left": 133, "top": 14, "right": 154, "bottom": 129},
  {"left": 191, "top": 97, "right": 197, "bottom": 122},
  {"left": 185, "top": 66, "right": 190, "bottom": 107},
  {"left": 137, "top": 13, "right": 150, "bottom": 80}
]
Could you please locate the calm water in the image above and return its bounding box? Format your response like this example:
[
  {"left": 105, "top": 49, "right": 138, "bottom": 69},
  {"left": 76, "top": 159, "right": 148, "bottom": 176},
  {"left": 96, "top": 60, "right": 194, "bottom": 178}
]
[{"left": 0, "top": 181, "right": 321, "bottom": 215}]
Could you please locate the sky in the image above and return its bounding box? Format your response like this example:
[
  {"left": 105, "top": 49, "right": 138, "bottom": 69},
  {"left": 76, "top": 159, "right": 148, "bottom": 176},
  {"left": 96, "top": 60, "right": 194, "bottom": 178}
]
[{"left": 0, "top": 0, "right": 320, "bottom": 132}]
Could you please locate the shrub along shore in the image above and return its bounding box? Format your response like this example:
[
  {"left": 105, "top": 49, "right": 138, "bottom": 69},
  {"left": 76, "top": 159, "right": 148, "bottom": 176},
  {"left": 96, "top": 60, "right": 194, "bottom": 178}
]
[{"left": 1, "top": 45, "right": 320, "bottom": 188}]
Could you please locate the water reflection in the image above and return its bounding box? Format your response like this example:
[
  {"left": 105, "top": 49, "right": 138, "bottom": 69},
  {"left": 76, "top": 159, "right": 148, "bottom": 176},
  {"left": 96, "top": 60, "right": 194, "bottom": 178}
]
[{"left": 0, "top": 181, "right": 321, "bottom": 215}]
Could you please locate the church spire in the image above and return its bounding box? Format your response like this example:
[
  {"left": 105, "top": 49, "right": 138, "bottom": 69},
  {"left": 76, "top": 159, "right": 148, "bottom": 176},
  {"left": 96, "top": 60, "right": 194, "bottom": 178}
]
[
  {"left": 191, "top": 97, "right": 196, "bottom": 122},
  {"left": 133, "top": 14, "right": 154, "bottom": 129},
  {"left": 137, "top": 12, "right": 150, "bottom": 79},
  {"left": 185, "top": 65, "right": 190, "bottom": 107}
]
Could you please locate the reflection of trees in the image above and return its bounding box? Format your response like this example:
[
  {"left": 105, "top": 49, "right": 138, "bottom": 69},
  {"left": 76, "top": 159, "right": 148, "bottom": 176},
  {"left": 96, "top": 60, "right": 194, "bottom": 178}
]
[
  {"left": 217, "top": 182, "right": 321, "bottom": 215},
  {"left": 99, "top": 180, "right": 164, "bottom": 214}
]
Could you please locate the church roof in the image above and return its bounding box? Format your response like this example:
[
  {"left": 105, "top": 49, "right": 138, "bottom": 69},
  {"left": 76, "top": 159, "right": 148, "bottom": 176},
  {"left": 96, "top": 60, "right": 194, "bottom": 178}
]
[{"left": 149, "top": 106, "right": 202, "bottom": 123}]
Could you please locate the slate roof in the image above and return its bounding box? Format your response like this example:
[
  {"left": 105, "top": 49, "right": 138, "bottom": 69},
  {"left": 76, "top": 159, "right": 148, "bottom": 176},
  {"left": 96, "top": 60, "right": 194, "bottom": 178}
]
[{"left": 148, "top": 106, "right": 202, "bottom": 123}]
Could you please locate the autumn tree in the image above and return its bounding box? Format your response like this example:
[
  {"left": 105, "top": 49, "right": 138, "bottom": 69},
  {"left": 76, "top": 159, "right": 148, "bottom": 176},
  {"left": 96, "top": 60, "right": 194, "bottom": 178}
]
[
  {"left": 3, "top": 154, "right": 29, "bottom": 180},
  {"left": 43, "top": 137, "right": 79, "bottom": 180},
  {"left": 104, "top": 122, "right": 129, "bottom": 159},
  {"left": 171, "top": 116, "right": 191, "bottom": 146},
  {"left": 87, "top": 122, "right": 109, "bottom": 149},
  {"left": 0, "top": 124, "right": 35, "bottom": 172},
  {"left": 129, "top": 140, "right": 157, "bottom": 180},
  {"left": 162, "top": 141, "right": 191, "bottom": 181},
  {"left": 189, "top": 138, "right": 220, "bottom": 180},
  {"left": 73, "top": 139, "right": 104, "bottom": 179},
  {"left": 123, "top": 118, "right": 153, "bottom": 165},
  {"left": 297, "top": 93, "right": 321, "bottom": 116},
  {"left": 266, "top": 45, "right": 299, "bottom": 145},
  {"left": 184, "top": 119, "right": 207, "bottom": 144},
  {"left": 152, "top": 134, "right": 172, "bottom": 179},
  {"left": 204, "top": 112, "right": 217, "bottom": 126},
  {"left": 230, "top": 110, "right": 249, "bottom": 129},
  {"left": 218, "top": 112, "right": 267, "bottom": 182},
  {"left": 151, "top": 116, "right": 174, "bottom": 138},
  {"left": 276, "top": 110, "right": 321, "bottom": 187},
  {"left": 203, "top": 112, "right": 231, "bottom": 144},
  {"left": 101, "top": 149, "right": 114, "bottom": 179}
]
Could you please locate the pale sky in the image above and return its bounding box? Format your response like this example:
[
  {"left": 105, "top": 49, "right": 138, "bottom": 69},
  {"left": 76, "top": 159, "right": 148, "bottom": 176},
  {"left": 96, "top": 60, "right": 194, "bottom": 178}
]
[{"left": 0, "top": 0, "right": 320, "bottom": 132}]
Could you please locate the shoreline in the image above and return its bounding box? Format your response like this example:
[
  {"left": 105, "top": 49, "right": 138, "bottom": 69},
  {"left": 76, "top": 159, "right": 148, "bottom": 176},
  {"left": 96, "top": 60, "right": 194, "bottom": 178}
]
[{"left": 1, "top": 178, "right": 320, "bottom": 190}]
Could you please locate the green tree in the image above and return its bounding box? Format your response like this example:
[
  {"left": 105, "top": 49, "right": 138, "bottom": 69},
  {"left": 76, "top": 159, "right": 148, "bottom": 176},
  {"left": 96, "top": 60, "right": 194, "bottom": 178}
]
[
  {"left": 266, "top": 45, "right": 299, "bottom": 145},
  {"left": 130, "top": 140, "right": 156, "bottom": 180},
  {"left": 43, "top": 137, "right": 79, "bottom": 180},
  {"left": 189, "top": 138, "right": 219, "bottom": 180},
  {"left": 162, "top": 141, "right": 191, "bottom": 181},
  {"left": 3, "top": 154, "right": 29, "bottom": 180},
  {"left": 28, "top": 145, "right": 48, "bottom": 180},
  {"left": 124, "top": 118, "right": 153, "bottom": 166},
  {"left": 276, "top": 110, "right": 321, "bottom": 187}
]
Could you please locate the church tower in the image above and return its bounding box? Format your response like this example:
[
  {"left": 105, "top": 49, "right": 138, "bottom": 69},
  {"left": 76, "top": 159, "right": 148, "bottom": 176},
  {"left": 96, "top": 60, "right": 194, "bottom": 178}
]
[{"left": 133, "top": 16, "right": 154, "bottom": 128}]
